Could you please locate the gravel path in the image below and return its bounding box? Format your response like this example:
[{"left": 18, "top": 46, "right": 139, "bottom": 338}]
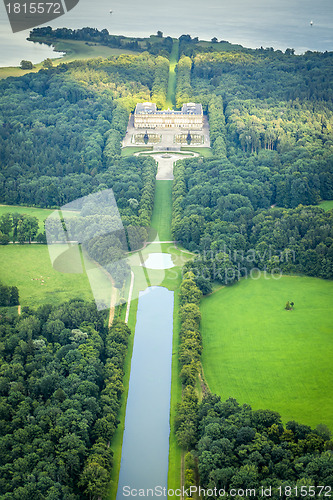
[{"left": 134, "top": 151, "right": 199, "bottom": 180}]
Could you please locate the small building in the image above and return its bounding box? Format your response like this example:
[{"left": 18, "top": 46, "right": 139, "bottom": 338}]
[{"left": 134, "top": 102, "right": 203, "bottom": 130}]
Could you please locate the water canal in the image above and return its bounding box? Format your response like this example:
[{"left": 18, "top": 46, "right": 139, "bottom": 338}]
[
  {"left": 116, "top": 286, "right": 174, "bottom": 499},
  {"left": 115, "top": 149, "right": 188, "bottom": 497}
]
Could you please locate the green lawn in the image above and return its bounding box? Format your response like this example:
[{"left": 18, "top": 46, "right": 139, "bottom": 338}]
[
  {"left": 0, "top": 245, "right": 94, "bottom": 308},
  {"left": 165, "top": 40, "right": 179, "bottom": 109},
  {"left": 0, "top": 40, "right": 140, "bottom": 80},
  {"left": 106, "top": 245, "right": 188, "bottom": 499},
  {"left": 150, "top": 180, "right": 173, "bottom": 241},
  {"left": 196, "top": 40, "right": 245, "bottom": 52},
  {"left": 200, "top": 274, "right": 333, "bottom": 430},
  {"left": 121, "top": 146, "right": 153, "bottom": 157},
  {"left": 49, "top": 39, "right": 140, "bottom": 63},
  {"left": 181, "top": 147, "right": 213, "bottom": 157},
  {"left": 168, "top": 291, "right": 183, "bottom": 497},
  {"left": 319, "top": 200, "right": 333, "bottom": 211},
  {"left": 0, "top": 204, "right": 53, "bottom": 230}
]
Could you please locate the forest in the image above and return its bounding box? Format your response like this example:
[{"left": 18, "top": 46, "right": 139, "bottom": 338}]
[
  {"left": 29, "top": 26, "right": 174, "bottom": 57},
  {"left": 171, "top": 44, "right": 333, "bottom": 284},
  {"left": 192, "top": 395, "right": 333, "bottom": 497},
  {"left": 0, "top": 300, "right": 131, "bottom": 499},
  {"left": 170, "top": 37, "right": 333, "bottom": 494},
  {"left": 0, "top": 54, "right": 163, "bottom": 215},
  {"left": 0, "top": 282, "right": 19, "bottom": 306}
]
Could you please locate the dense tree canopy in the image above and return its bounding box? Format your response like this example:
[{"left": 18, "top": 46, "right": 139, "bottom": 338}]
[
  {"left": 0, "top": 300, "right": 131, "bottom": 499},
  {"left": 194, "top": 395, "right": 333, "bottom": 498},
  {"left": 172, "top": 43, "right": 333, "bottom": 494},
  {"left": 30, "top": 27, "right": 174, "bottom": 57},
  {"left": 171, "top": 45, "right": 333, "bottom": 286},
  {"left": 0, "top": 53, "right": 163, "bottom": 213},
  {"left": 0, "top": 282, "right": 19, "bottom": 306}
]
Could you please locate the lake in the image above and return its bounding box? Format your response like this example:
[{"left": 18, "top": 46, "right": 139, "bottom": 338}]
[
  {"left": 0, "top": 0, "right": 333, "bottom": 66},
  {"left": 116, "top": 286, "right": 174, "bottom": 499}
]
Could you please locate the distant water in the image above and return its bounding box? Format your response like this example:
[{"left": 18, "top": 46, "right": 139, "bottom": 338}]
[{"left": 1, "top": 0, "right": 333, "bottom": 66}]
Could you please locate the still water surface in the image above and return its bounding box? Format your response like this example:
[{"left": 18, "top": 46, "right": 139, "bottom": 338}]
[
  {"left": 116, "top": 286, "right": 174, "bottom": 499},
  {"left": 143, "top": 253, "right": 175, "bottom": 270},
  {"left": 1, "top": 0, "right": 333, "bottom": 66}
]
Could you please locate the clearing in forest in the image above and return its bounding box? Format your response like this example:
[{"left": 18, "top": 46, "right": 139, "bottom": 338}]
[{"left": 200, "top": 274, "right": 333, "bottom": 430}]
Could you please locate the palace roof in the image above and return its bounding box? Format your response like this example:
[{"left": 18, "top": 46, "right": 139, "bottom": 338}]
[{"left": 135, "top": 102, "right": 203, "bottom": 115}]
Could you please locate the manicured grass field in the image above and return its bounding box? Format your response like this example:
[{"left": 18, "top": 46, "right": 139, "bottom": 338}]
[
  {"left": 168, "top": 291, "right": 183, "bottom": 496},
  {"left": 0, "top": 66, "right": 41, "bottom": 80},
  {"left": 0, "top": 204, "right": 53, "bottom": 230},
  {"left": 165, "top": 40, "right": 179, "bottom": 109},
  {"left": 319, "top": 200, "right": 333, "bottom": 211},
  {"left": 200, "top": 274, "right": 333, "bottom": 430},
  {"left": 150, "top": 180, "right": 173, "bottom": 241},
  {"left": 49, "top": 40, "right": 140, "bottom": 63},
  {"left": 0, "top": 40, "right": 140, "bottom": 80},
  {"left": 197, "top": 40, "right": 244, "bottom": 52},
  {"left": 0, "top": 245, "right": 94, "bottom": 307},
  {"left": 108, "top": 248, "right": 186, "bottom": 499},
  {"left": 181, "top": 147, "right": 213, "bottom": 157},
  {"left": 121, "top": 146, "right": 153, "bottom": 157}
]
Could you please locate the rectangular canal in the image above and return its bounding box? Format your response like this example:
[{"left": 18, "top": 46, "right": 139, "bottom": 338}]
[{"left": 116, "top": 286, "right": 174, "bottom": 498}]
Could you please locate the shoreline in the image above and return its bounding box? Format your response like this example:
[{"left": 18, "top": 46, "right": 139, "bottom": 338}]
[{"left": 1, "top": 29, "right": 333, "bottom": 74}]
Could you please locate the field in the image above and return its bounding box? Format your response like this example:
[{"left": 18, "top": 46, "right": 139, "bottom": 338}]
[
  {"left": 0, "top": 245, "right": 94, "bottom": 307},
  {"left": 319, "top": 200, "right": 333, "bottom": 211},
  {"left": 197, "top": 40, "right": 244, "bottom": 52},
  {"left": 0, "top": 204, "right": 53, "bottom": 230},
  {"left": 121, "top": 146, "right": 153, "bottom": 157},
  {"left": 165, "top": 40, "right": 179, "bottom": 109},
  {"left": 200, "top": 274, "right": 333, "bottom": 430},
  {"left": 0, "top": 40, "right": 140, "bottom": 80},
  {"left": 49, "top": 40, "right": 140, "bottom": 63},
  {"left": 150, "top": 180, "right": 173, "bottom": 241},
  {"left": 181, "top": 146, "right": 213, "bottom": 157}
]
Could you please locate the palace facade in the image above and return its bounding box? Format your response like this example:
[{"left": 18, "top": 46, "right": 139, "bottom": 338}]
[{"left": 134, "top": 102, "right": 203, "bottom": 129}]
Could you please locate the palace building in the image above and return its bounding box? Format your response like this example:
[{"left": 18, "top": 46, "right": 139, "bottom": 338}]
[{"left": 134, "top": 102, "right": 203, "bottom": 130}]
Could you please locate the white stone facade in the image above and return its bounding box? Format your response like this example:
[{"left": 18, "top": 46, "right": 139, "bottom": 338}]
[{"left": 134, "top": 102, "right": 203, "bottom": 130}]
